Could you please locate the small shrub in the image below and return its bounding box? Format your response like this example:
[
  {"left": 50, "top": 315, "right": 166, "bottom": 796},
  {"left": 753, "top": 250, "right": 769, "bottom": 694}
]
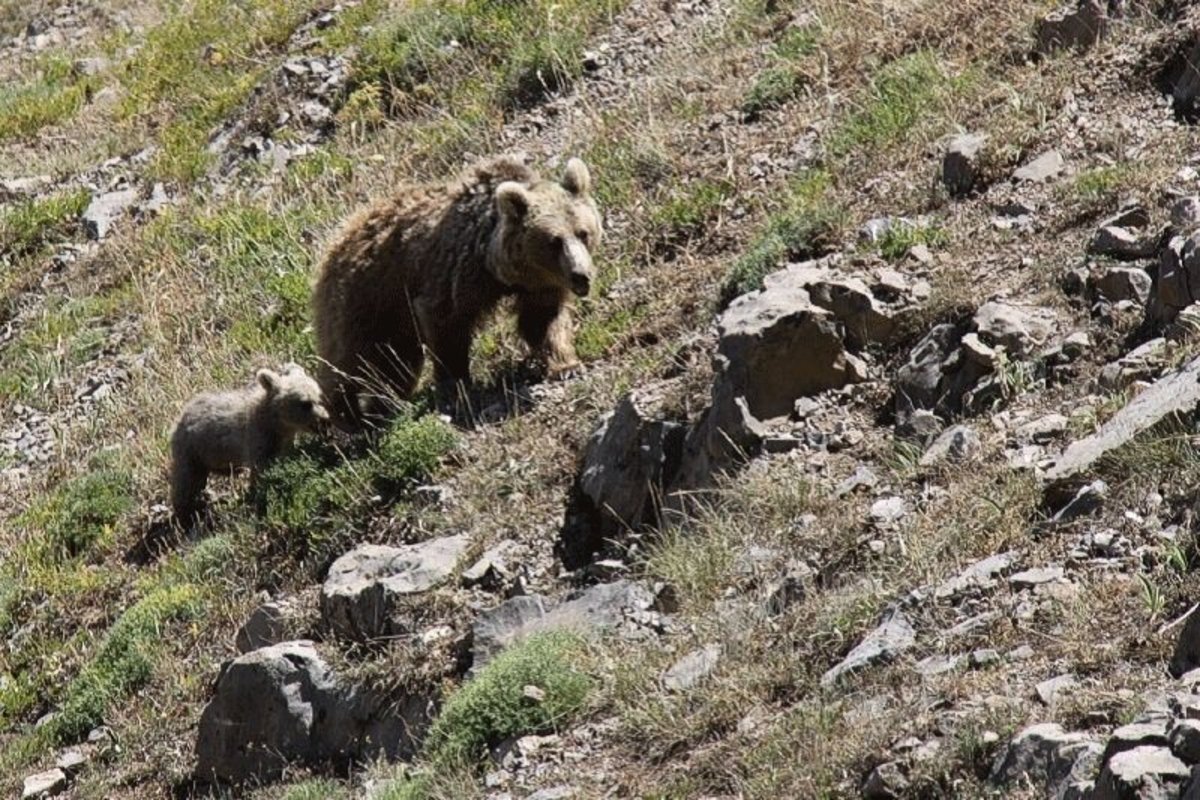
[
  {"left": 876, "top": 221, "right": 947, "bottom": 261},
  {"left": 26, "top": 459, "right": 135, "bottom": 559},
  {"left": 741, "top": 24, "right": 820, "bottom": 118},
  {"left": 423, "top": 632, "right": 593, "bottom": 766},
  {"left": 47, "top": 583, "right": 202, "bottom": 743},
  {"left": 651, "top": 180, "right": 733, "bottom": 243},
  {"left": 371, "top": 414, "right": 459, "bottom": 494}
]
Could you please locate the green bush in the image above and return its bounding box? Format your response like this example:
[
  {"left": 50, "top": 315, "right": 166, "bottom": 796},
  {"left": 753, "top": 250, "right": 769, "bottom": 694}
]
[{"left": 423, "top": 632, "right": 593, "bottom": 766}]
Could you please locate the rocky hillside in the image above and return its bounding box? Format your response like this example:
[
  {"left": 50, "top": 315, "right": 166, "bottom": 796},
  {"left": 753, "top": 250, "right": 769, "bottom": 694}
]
[{"left": 7, "top": 0, "right": 1200, "bottom": 797}]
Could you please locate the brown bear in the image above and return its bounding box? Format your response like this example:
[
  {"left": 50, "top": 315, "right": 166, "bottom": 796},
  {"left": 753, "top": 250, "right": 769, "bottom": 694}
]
[
  {"left": 170, "top": 364, "right": 329, "bottom": 521},
  {"left": 312, "top": 155, "right": 602, "bottom": 427}
]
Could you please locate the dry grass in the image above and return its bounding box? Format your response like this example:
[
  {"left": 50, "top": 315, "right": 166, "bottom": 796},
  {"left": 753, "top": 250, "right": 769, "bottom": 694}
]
[{"left": 0, "top": 0, "right": 1196, "bottom": 796}]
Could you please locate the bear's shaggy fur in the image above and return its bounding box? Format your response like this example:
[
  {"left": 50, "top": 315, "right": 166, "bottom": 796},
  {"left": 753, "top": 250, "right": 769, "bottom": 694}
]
[
  {"left": 170, "top": 364, "right": 329, "bottom": 521},
  {"left": 312, "top": 155, "right": 602, "bottom": 427}
]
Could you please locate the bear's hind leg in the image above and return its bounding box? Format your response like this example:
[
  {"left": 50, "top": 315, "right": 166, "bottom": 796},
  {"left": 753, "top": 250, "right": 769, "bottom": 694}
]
[{"left": 170, "top": 454, "right": 208, "bottom": 525}]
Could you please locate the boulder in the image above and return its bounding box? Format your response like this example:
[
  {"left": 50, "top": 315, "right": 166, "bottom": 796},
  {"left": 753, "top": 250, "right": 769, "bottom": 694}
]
[
  {"left": 1046, "top": 354, "right": 1200, "bottom": 497},
  {"left": 716, "top": 284, "right": 864, "bottom": 420},
  {"left": 1035, "top": 0, "right": 1107, "bottom": 54},
  {"left": 991, "top": 723, "right": 1099, "bottom": 794},
  {"left": 1157, "top": 232, "right": 1200, "bottom": 320},
  {"left": 934, "top": 552, "right": 1017, "bottom": 601},
  {"left": 920, "top": 424, "right": 981, "bottom": 467},
  {"left": 1171, "top": 607, "right": 1200, "bottom": 678},
  {"left": 895, "top": 324, "right": 962, "bottom": 419},
  {"left": 470, "top": 581, "right": 656, "bottom": 670},
  {"left": 972, "top": 301, "right": 1056, "bottom": 357},
  {"left": 1013, "top": 150, "right": 1065, "bottom": 183},
  {"left": 943, "top": 133, "right": 988, "bottom": 198},
  {"left": 863, "top": 761, "right": 910, "bottom": 799},
  {"left": 235, "top": 599, "right": 295, "bottom": 654},
  {"left": 1093, "top": 746, "right": 1189, "bottom": 800},
  {"left": 1172, "top": 197, "right": 1200, "bottom": 230},
  {"left": 820, "top": 610, "right": 915, "bottom": 687},
  {"left": 1090, "top": 228, "right": 1158, "bottom": 262},
  {"left": 321, "top": 535, "right": 470, "bottom": 640},
  {"left": 82, "top": 187, "right": 138, "bottom": 240},
  {"left": 194, "top": 641, "right": 426, "bottom": 783},
  {"left": 662, "top": 644, "right": 721, "bottom": 692},
  {"left": 1170, "top": 719, "right": 1200, "bottom": 763},
  {"left": 561, "top": 391, "right": 685, "bottom": 569},
  {"left": 21, "top": 769, "right": 67, "bottom": 799},
  {"left": 1103, "top": 723, "right": 1172, "bottom": 764}
]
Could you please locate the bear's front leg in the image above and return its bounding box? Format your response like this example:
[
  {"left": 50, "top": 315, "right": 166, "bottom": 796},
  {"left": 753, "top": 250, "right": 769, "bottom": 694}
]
[
  {"left": 517, "top": 292, "right": 580, "bottom": 379},
  {"left": 429, "top": 328, "right": 475, "bottom": 419}
]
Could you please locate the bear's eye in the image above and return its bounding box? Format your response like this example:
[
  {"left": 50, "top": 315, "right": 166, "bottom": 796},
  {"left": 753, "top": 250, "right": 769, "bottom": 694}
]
[
  {"left": 552, "top": 234, "right": 566, "bottom": 250},
  {"left": 576, "top": 230, "right": 590, "bottom": 247}
]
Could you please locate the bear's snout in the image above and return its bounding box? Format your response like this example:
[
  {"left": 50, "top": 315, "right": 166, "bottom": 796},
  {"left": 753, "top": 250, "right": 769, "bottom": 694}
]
[{"left": 570, "top": 271, "right": 591, "bottom": 297}]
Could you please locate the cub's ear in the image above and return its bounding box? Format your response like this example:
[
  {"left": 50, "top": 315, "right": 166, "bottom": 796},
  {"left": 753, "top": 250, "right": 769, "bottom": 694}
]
[
  {"left": 495, "top": 182, "right": 531, "bottom": 221},
  {"left": 257, "top": 369, "right": 281, "bottom": 393},
  {"left": 562, "top": 158, "right": 591, "bottom": 197}
]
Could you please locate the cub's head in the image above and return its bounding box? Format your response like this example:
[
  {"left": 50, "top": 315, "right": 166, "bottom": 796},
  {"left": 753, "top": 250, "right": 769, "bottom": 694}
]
[
  {"left": 492, "top": 158, "right": 602, "bottom": 297},
  {"left": 257, "top": 364, "right": 331, "bottom": 432}
]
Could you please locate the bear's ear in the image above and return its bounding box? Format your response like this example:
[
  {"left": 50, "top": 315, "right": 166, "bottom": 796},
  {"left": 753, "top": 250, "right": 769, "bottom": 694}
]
[
  {"left": 562, "top": 158, "right": 591, "bottom": 197},
  {"left": 257, "top": 369, "right": 281, "bottom": 394},
  {"left": 495, "top": 182, "right": 531, "bottom": 221}
]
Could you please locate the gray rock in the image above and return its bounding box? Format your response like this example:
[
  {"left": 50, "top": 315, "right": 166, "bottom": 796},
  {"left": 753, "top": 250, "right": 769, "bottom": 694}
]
[
  {"left": 870, "top": 496, "right": 908, "bottom": 526},
  {"left": 820, "top": 610, "right": 915, "bottom": 686},
  {"left": 1011, "top": 566, "right": 1065, "bottom": 589},
  {"left": 920, "top": 424, "right": 981, "bottom": 467},
  {"left": 1104, "top": 205, "right": 1152, "bottom": 231},
  {"left": 1015, "top": 413, "right": 1069, "bottom": 444},
  {"left": 970, "top": 649, "right": 1001, "bottom": 669},
  {"left": 235, "top": 599, "right": 293, "bottom": 654},
  {"left": 1170, "top": 719, "right": 1200, "bottom": 763},
  {"left": 1036, "top": 673, "right": 1078, "bottom": 705},
  {"left": 1045, "top": 355, "right": 1200, "bottom": 495},
  {"left": 194, "top": 641, "right": 425, "bottom": 783},
  {"left": 1013, "top": 150, "right": 1065, "bottom": 183},
  {"left": 471, "top": 581, "right": 655, "bottom": 670},
  {"left": 565, "top": 391, "right": 685, "bottom": 568},
  {"left": 82, "top": 187, "right": 138, "bottom": 240},
  {"left": 943, "top": 133, "right": 988, "bottom": 198},
  {"left": 835, "top": 465, "right": 878, "bottom": 497},
  {"left": 1156, "top": 232, "right": 1200, "bottom": 319},
  {"left": 863, "top": 760, "right": 910, "bottom": 799},
  {"left": 54, "top": 748, "right": 87, "bottom": 774},
  {"left": 1093, "top": 746, "right": 1189, "bottom": 800},
  {"left": 895, "top": 408, "right": 946, "bottom": 447},
  {"left": 0, "top": 175, "right": 52, "bottom": 196},
  {"left": 991, "top": 722, "right": 1097, "bottom": 792},
  {"left": 1091, "top": 229, "right": 1158, "bottom": 262},
  {"left": 1092, "top": 266, "right": 1153, "bottom": 307},
  {"left": 1036, "top": 0, "right": 1107, "bottom": 54},
  {"left": 1103, "top": 723, "right": 1172, "bottom": 764},
  {"left": 321, "top": 535, "right": 470, "bottom": 640},
  {"left": 1172, "top": 197, "right": 1200, "bottom": 230},
  {"left": 914, "top": 654, "right": 962, "bottom": 678},
  {"left": 717, "top": 281, "right": 864, "bottom": 419},
  {"left": 895, "top": 325, "right": 961, "bottom": 420},
  {"left": 973, "top": 301, "right": 1056, "bottom": 357},
  {"left": 935, "top": 552, "right": 1017, "bottom": 600},
  {"left": 21, "top": 769, "right": 67, "bottom": 799},
  {"left": 662, "top": 644, "right": 721, "bottom": 692},
  {"left": 1170, "top": 608, "right": 1200, "bottom": 678},
  {"left": 73, "top": 56, "right": 108, "bottom": 75},
  {"left": 461, "top": 543, "right": 514, "bottom": 590}
]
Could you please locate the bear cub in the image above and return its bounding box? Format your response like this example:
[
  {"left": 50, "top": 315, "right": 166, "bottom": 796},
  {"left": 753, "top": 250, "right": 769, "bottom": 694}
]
[
  {"left": 170, "top": 364, "right": 329, "bottom": 521},
  {"left": 313, "top": 155, "right": 602, "bottom": 428}
]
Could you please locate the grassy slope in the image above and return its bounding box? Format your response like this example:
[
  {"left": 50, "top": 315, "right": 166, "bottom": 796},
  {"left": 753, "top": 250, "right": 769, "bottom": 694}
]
[{"left": 1, "top": 0, "right": 1198, "bottom": 797}]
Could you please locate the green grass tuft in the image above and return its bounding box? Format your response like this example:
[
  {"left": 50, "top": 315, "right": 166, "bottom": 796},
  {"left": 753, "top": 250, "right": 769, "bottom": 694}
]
[
  {"left": 422, "top": 631, "right": 594, "bottom": 766},
  {"left": 0, "top": 188, "right": 90, "bottom": 256},
  {"left": 875, "top": 221, "right": 947, "bottom": 261},
  {"left": 742, "top": 24, "right": 820, "bottom": 118},
  {"left": 826, "top": 50, "right": 953, "bottom": 156},
  {"left": 720, "top": 170, "right": 842, "bottom": 305},
  {"left": 22, "top": 456, "right": 134, "bottom": 560},
  {"left": 0, "top": 56, "right": 97, "bottom": 142},
  {"left": 46, "top": 583, "right": 202, "bottom": 743}
]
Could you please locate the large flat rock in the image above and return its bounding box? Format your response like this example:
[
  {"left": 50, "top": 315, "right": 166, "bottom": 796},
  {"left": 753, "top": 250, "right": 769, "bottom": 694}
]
[{"left": 1044, "top": 355, "right": 1200, "bottom": 495}]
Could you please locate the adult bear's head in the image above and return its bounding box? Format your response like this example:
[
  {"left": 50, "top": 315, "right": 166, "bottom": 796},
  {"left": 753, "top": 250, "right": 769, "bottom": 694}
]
[{"left": 491, "top": 158, "right": 602, "bottom": 297}]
